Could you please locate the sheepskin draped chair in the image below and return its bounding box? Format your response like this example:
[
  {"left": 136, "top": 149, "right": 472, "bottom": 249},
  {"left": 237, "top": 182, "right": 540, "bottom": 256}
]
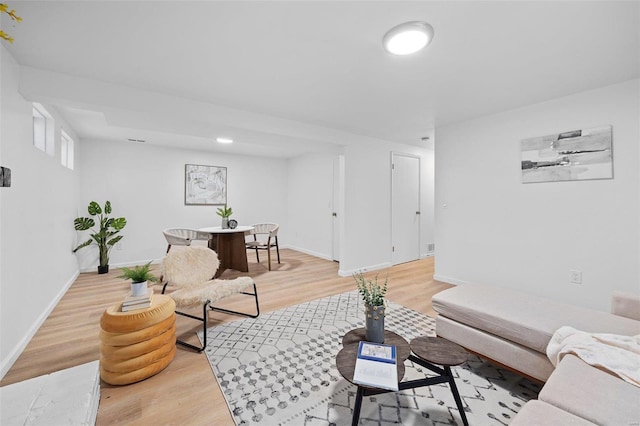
[{"left": 160, "top": 246, "right": 259, "bottom": 352}]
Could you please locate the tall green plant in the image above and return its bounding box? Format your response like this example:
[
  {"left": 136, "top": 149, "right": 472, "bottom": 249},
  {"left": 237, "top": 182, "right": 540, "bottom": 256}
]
[{"left": 73, "top": 201, "right": 126, "bottom": 268}]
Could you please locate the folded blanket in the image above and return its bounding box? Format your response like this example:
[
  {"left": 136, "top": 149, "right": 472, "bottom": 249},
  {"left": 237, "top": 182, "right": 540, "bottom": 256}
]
[{"left": 546, "top": 326, "right": 640, "bottom": 387}]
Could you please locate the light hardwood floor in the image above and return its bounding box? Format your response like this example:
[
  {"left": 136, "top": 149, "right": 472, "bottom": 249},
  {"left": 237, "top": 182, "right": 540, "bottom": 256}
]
[{"left": 1, "top": 249, "right": 452, "bottom": 425}]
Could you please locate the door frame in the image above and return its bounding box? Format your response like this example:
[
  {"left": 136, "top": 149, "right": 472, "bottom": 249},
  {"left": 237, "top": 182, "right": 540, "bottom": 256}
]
[{"left": 332, "top": 155, "right": 345, "bottom": 262}]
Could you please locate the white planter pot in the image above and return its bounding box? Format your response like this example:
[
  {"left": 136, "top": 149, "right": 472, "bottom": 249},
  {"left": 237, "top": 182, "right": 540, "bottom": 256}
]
[{"left": 130, "top": 281, "right": 148, "bottom": 297}]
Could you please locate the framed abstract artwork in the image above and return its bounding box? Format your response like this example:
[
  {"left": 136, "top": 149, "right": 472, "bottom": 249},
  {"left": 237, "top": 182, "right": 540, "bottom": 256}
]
[
  {"left": 184, "top": 164, "right": 227, "bottom": 205},
  {"left": 521, "top": 125, "right": 612, "bottom": 183}
]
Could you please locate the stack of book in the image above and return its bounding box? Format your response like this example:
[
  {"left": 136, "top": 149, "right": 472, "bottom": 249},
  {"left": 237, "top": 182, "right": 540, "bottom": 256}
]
[{"left": 121, "top": 288, "right": 154, "bottom": 312}]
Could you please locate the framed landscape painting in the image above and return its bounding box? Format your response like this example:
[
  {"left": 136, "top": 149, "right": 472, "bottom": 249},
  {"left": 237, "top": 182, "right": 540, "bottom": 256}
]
[
  {"left": 185, "top": 164, "right": 227, "bottom": 205},
  {"left": 521, "top": 125, "right": 613, "bottom": 183}
]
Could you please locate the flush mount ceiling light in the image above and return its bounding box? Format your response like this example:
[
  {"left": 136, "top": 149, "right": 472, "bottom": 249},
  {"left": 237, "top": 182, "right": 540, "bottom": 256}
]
[
  {"left": 383, "top": 21, "right": 434, "bottom": 55},
  {"left": 216, "top": 137, "right": 233, "bottom": 144}
]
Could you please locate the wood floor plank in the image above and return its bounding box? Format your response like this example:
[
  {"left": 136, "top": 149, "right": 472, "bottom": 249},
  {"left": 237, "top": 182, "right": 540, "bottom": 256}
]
[{"left": 0, "top": 249, "right": 451, "bottom": 425}]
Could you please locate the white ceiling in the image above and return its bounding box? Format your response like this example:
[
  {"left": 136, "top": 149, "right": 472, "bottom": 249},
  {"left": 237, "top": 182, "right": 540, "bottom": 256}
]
[{"left": 2, "top": 1, "right": 639, "bottom": 158}]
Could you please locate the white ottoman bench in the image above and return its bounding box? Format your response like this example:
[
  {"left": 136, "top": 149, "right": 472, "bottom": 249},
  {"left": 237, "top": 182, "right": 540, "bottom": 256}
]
[{"left": 432, "top": 284, "right": 640, "bottom": 381}]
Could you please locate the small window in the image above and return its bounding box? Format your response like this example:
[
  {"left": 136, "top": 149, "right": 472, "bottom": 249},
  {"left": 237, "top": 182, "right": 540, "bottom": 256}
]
[
  {"left": 61, "top": 130, "right": 74, "bottom": 170},
  {"left": 32, "top": 103, "right": 54, "bottom": 155},
  {"left": 33, "top": 106, "right": 46, "bottom": 151}
]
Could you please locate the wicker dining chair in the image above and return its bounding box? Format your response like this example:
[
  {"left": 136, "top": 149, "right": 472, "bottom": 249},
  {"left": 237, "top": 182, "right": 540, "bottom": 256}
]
[
  {"left": 162, "top": 228, "right": 211, "bottom": 253},
  {"left": 245, "top": 223, "right": 280, "bottom": 270}
]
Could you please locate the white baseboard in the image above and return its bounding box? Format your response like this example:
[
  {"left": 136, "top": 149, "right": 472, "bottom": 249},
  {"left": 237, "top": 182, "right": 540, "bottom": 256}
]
[
  {"left": 338, "top": 262, "right": 392, "bottom": 277},
  {"left": 0, "top": 270, "right": 80, "bottom": 380},
  {"left": 432, "top": 274, "right": 473, "bottom": 286},
  {"left": 79, "top": 258, "right": 163, "bottom": 273},
  {"left": 285, "top": 245, "right": 333, "bottom": 261}
]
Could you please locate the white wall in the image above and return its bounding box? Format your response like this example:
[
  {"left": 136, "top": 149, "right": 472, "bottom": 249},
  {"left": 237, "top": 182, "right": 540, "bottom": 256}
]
[
  {"left": 340, "top": 141, "right": 435, "bottom": 275},
  {"left": 420, "top": 146, "right": 435, "bottom": 257},
  {"left": 435, "top": 79, "right": 640, "bottom": 311},
  {"left": 0, "top": 47, "right": 81, "bottom": 378},
  {"left": 77, "top": 139, "right": 288, "bottom": 270}
]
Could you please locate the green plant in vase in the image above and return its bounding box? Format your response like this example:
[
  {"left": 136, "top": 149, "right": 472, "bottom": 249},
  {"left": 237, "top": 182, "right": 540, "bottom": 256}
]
[
  {"left": 216, "top": 205, "right": 233, "bottom": 229},
  {"left": 354, "top": 272, "right": 388, "bottom": 343},
  {"left": 118, "top": 261, "right": 158, "bottom": 297},
  {"left": 73, "top": 201, "right": 126, "bottom": 274}
]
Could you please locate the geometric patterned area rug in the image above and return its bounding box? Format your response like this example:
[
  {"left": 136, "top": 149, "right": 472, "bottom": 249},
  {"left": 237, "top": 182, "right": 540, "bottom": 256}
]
[{"left": 198, "top": 291, "right": 541, "bottom": 425}]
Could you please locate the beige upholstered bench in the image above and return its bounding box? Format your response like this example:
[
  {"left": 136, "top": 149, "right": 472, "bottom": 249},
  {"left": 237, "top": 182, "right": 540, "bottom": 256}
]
[{"left": 432, "top": 284, "right": 640, "bottom": 381}]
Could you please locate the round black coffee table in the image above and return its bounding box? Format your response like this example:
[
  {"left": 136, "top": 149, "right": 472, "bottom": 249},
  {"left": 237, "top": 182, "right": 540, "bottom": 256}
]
[
  {"left": 337, "top": 329, "right": 409, "bottom": 385},
  {"left": 336, "top": 329, "right": 410, "bottom": 426},
  {"left": 335, "top": 331, "right": 470, "bottom": 426}
]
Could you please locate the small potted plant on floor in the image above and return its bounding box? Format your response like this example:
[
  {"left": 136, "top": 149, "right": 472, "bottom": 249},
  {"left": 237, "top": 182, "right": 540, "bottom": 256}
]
[
  {"left": 117, "top": 262, "right": 158, "bottom": 296},
  {"left": 72, "top": 200, "right": 126, "bottom": 274},
  {"left": 216, "top": 205, "right": 233, "bottom": 229},
  {"left": 354, "top": 272, "right": 388, "bottom": 343}
]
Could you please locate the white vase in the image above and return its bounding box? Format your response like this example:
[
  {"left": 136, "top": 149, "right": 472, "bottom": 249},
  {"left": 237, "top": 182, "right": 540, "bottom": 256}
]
[{"left": 131, "top": 281, "right": 148, "bottom": 297}]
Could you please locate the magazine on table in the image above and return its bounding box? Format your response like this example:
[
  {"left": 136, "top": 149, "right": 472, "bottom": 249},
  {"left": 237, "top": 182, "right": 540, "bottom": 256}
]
[{"left": 352, "top": 341, "right": 398, "bottom": 391}]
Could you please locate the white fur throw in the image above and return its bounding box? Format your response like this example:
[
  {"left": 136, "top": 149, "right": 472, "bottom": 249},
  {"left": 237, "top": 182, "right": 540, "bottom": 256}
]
[
  {"left": 547, "top": 326, "right": 640, "bottom": 387},
  {"left": 169, "top": 277, "right": 255, "bottom": 307},
  {"left": 162, "top": 246, "right": 219, "bottom": 287},
  {"left": 161, "top": 246, "right": 254, "bottom": 307}
]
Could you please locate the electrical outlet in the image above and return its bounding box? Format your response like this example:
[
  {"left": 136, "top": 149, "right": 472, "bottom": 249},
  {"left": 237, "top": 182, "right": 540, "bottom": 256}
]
[{"left": 570, "top": 270, "right": 582, "bottom": 284}]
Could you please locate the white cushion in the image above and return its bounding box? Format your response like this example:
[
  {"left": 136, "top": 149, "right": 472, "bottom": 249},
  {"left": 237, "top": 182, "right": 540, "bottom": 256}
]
[
  {"left": 539, "top": 354, "right": 640, "bottom": 426},
  {"left": 510, "top": 400, "right": 596, "bottom": 426}
]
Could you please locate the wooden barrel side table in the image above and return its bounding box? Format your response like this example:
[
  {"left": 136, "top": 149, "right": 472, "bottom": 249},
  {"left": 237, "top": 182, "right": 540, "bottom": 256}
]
[{"left": 99, "top": 294, "right": 177, "bottom": 385}]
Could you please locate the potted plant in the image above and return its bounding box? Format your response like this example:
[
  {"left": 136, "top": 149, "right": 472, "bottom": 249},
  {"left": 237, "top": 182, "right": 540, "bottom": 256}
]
[
  {"left": 117, "top": 262, "right": 158, "bottom": 296},
  {"left": 354, "top": 272, "right": 388, "bottom": 343},
  {"left": 216, "top": 205, "right": 233, "bottom": 229},
  {"left": 72, "top": 201, "right": 126, "bottom": 274}
]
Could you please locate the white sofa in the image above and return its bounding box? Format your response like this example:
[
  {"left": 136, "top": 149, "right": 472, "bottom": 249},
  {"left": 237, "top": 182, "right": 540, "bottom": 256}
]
[
  {"left": 510, "top": 353, "right": 640, "bottom": 425},
  {"left": 432, "top": 284, "right": 640, "bottom": 425}
]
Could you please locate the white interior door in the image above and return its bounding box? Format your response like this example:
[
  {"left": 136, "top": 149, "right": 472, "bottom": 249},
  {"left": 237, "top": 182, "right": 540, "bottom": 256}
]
[{"left": 391, "top": 153, "right": 420, "bottom": 265}]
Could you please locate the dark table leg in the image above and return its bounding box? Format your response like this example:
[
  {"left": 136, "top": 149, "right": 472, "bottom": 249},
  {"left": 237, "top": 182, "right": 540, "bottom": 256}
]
[
  {"left": 351, "top": 386, "right": 364, "bottom": 426},
  {"left": 209, "top": 233, "right": 250, "bottom": 278},
  {"left": 405, "top": 355, "right": 468, "bottom": 426},
  {"left": 444, "top": 366, "right": 469, "bottom": 426}
]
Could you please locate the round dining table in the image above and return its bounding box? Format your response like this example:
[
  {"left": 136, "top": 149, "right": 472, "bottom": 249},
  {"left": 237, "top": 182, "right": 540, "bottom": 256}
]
[{"left": 199, "top": 226, "right": 254, "bottom": 277}]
